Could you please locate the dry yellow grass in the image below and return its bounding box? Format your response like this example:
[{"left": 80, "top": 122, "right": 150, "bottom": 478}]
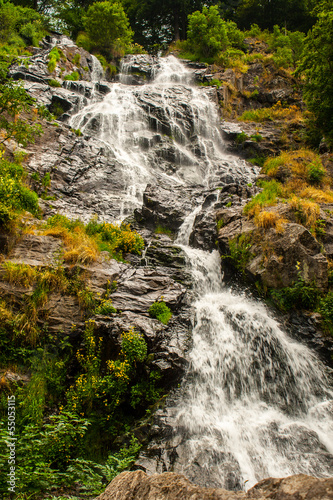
[
  {"left": 298, "top": 186, "right": 333, "bottom": 203},
  {"left": 255, "top": 211, "right": 287, "bottom": 233},
  {"left": 289, "top": 196, "right": 320, "bottom": 228},
  {"left": 44, "top": 226, "right": 99, "bottom": 264},
  {"left": 2, "top": 262, "right": 37, "bottom": 287}
]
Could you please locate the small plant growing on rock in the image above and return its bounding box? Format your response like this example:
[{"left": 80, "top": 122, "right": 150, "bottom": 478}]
[
  {"left": 94, "top": 299, "right": 117, "bottom": 315},
  {"left": 48, "top": 47, "right": 65, "bottom": 73},
  {"left": 255, "top": 211, "right": 287, "bottom": 233},
  {"left": 148, "top": 300, "right": 172, "bottom": 324},
  {"left": 64, "top": 71, "right": 80, "bottom": 81},
  {"left": 48, "top": 78, "right": 61, "bottom": 87},
  {"left": 306, "top": 159, "right": 326, "bottom": 185},
  {"left": 236, "top": 131, "right": 248, "bottom": 144}
]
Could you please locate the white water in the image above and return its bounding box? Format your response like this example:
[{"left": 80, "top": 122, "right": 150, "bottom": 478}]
[
  {"left": 70, "top": 55, "right": 256, "bottom": 218},
  {"left": 90, "top": 55, "right": 104, "bottom": 82},
  {"left": 69, "top": 56, "right": 333, "bottom": 488},
  {"left": 174, "top": 212, "right": 333, "bottom": 489}
]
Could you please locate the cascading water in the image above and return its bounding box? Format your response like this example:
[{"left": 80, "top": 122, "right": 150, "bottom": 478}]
[
  {"left": 171, "top": 214, "right": 333, "bottom": 490},
  {"left": 90, "top": 55, "right": 104, "bottom": 82},
  {"left": 69, "top": 55, "right": 256, "bottom": 219},
  {"left": 68, "top": 56, "right": 333, "bottom": 489}
]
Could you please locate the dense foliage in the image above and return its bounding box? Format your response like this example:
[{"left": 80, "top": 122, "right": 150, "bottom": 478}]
[
  {"left": 298, "top": 10, "right": 333, "bottom": 144},
  {"left": 83, "top": 1, "right": 133, "bottom": 56}
]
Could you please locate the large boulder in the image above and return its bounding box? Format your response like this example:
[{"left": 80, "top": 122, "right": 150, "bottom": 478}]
[
  {"left": 217, "top": 208, "right": 329, "bottom": 290},
  {"left": 94, "top": 471, "right": 333, "bottom": 500}
]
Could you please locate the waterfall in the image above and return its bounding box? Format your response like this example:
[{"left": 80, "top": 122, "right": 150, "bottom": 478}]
[
  {"left": 172, "top": 211, "right": 333, "bottom": 489},
  {"left": 69, "top": 55, "right": 257, "bottom": 219},
  {"left": 68, "top": 55, "right": 333, "bottom": 488},
  {"left": 90, "top": 55, "right": 104, "bottom": 82}
]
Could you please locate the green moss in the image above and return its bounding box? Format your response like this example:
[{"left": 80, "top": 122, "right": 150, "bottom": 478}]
[{"left": 48, "top": 47, "right": 64, "bottom": 73}]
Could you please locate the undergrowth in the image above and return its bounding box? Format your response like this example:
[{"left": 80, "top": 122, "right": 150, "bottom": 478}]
[
  {"left": 43, "top": 214, "right": 144, "bottom": 264},
  {"left": 244, "top": 149, "right": 333, "bottom": 234}
]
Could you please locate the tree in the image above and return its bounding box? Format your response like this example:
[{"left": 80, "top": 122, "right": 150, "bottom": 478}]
[
  {"left": 298, "top": 10, "right": 333, "bottom": 143},
  {"left": 186, "top": 5, "right": 244, "bottom": 60},
  {"left": 123, "top": 0, "right": 216, "bottom": 51},
  {"left": 83, "top": 1, "right": 133, "bottom": 56},
  {"left": 236, "top": 0, "right": 315, "bottom": 32},
  {"left": 187, "top": 5, "right": 229, "bottom": 58}
]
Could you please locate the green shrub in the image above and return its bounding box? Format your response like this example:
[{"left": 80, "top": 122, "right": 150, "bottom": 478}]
[
  {"left": 227, "top": 232, "right": 253, "bottom": 273},
  {"left": 48, "top": 78, "right": 61, "bottom": 87},
  {"left": 0, "top": 153, "right": 39, "bottom": 228},
  {"left": 148, "top": 301, "right": 172, "bottom": 324},
  {"left": 48, "top": 47, "right": 64, "bottom": 73},
  {"left": 76, "top": 32, "right": 92, "bottom": 52},
  {"left": 250, "top": 133, "right": 263, "bottom": 142},
  {"left": 83, "top": 1, "right": 133, "bottom": 56},
  {"left": 271, "top": 274, "right": 320, "bottom": 311},
  {"left": 236, "top": 131, "right": 248, "bottom": 144},
  {"left": 64, "top": 70, "right": 80, "bottom": 81},
  {"left": 94, "top": 299, "right": 117, "bottom": 315},
  {"left": 306, "top": 159, "right": 325, "bottom": 185},
  {"left": 72, "top": 53, "right": 81, "bottom": 65},
  {"left": 121, "top": 328, "right": 147, "bottom": 364},
  {"left": 319, "top": 291, "right": 333, "bottom": 332}
]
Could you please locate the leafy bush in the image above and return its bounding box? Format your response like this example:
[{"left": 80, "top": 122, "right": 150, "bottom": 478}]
[
  {"left": 271, "top": 273, "right": 320, "bottom": 311},
  {"left": 186, "top": 5, "right": 244, "bottom": 62},
  {"left": 76, "top": 31, "right": 92, "bottom": 52},
  {"left": 85, "top": 217, "right": 144, "bottom": 256},
  {"left": 48, "top": 47, "right": 65, "bottom": 73},
  {"left": 64, "top": 70, "right": 80, "bottom": 81},
  {"left": 0, "top": 2, "right": 46, "bottom": 46},
  {"left": 0, "top": 80, "right": 42, "bottom": 146},
  {"left": 298, "top": 11, "right": 333, "bottom": 144},
  {"left": 148, "top": 301, "right": 172, "bottom": 324},
  {"left": 227, "top": 232, "right": 254, "bottom": 273},
  {"left": 0, "top": 152, "right": 39, "bottom": 228},
  {"left": 319, "top": 291, "right": 333, "bottom": 332}
]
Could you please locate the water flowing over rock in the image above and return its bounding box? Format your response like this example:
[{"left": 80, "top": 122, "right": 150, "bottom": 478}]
[{"left": 18, "top": 52, "right": 333, "bottom": 491}]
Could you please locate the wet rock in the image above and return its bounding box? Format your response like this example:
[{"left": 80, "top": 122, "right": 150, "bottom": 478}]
[
  {"left": 0, "top": 370, "right": 30, "bottom": 386},
  {"left": 189, "top": 209, "right": 218, "bottom": 251},
  {"left": 120, "top": 54, "right": 158, "bottom": 80},
  {"left": 137, "top": 184, "right": 196, "bottom": 231},
  {"left": 42, "top": 294, "right": 83, "bottom": 334},
  {"left": 9, "top": 38, "right": 98, "bottom": 84},
  {"left": 111, "top": 267, "right": 186, "bottom": 313},
  {"left": 94, "top": 471, "right": 333, "bottom": 500}
]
